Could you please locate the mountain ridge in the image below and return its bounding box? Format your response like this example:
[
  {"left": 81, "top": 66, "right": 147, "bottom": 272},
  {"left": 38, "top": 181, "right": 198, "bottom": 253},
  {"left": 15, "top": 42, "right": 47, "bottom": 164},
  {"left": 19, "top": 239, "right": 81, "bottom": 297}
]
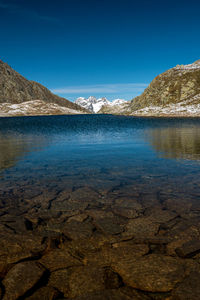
[
  {"left": 127, "top": 60, "right": 200, "bottom": 116},
  {"left": 75, "top": 96, "right": 128, "bottom": 113},
  {"left": 0, "top": 60, "right": 89, "bottom": 116}
]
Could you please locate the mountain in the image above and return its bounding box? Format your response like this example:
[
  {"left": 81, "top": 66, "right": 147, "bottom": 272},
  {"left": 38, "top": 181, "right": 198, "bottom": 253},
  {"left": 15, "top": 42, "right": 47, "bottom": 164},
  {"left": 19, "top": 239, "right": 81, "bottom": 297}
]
[
  {"left": 75, "top": 96, "right": 110, "bottom": 113},
  {"left": 75, "top": 96, "right": 128, "bottom": 113},
  {"left": 98, "top": 99, "right": 130, "bottom": 114},
  {"left": 0, "top": 60, "right": 88, "bottom": 116},
  {"left": 128, "top": 60, "right": 200, "bottom": 116}
]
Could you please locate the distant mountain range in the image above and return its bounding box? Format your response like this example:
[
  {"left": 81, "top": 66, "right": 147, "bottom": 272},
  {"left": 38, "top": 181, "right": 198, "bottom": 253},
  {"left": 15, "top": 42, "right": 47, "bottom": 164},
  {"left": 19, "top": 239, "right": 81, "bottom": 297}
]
[
  {"left": 0, "top": 60, "right": 88, "bottom": 116},
  {"left": 75, "top": 96, "right": 128, "bottom": 113},
  {"left": 1, "top": 59, "right": 200, "bottom": 117},
  {"left": 76, "top": 60, "right": 200, "bottom": 116}
]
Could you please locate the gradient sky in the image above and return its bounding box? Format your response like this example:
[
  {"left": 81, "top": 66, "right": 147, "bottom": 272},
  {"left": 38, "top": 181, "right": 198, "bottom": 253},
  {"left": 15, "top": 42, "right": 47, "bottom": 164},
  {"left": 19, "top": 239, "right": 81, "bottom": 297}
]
[{"left": 1, "top": 0, "right": 200, "bottom": 101}]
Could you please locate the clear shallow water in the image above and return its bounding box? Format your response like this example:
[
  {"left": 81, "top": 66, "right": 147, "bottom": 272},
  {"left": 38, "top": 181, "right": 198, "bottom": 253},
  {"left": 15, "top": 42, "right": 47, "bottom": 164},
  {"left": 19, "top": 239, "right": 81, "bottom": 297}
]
[
  {"left": 1, "top": 115, "right": 200, "bottom": 299},
  {"left": 0, "top": 114, "right": 200, "bottom": 198}
]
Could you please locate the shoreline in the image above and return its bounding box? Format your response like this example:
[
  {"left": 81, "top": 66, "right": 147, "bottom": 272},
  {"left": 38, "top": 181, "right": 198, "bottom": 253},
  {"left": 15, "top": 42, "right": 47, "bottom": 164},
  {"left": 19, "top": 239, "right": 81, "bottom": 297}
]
[{"left": 1, "top": 112, "right": 200, "bottom": 118}]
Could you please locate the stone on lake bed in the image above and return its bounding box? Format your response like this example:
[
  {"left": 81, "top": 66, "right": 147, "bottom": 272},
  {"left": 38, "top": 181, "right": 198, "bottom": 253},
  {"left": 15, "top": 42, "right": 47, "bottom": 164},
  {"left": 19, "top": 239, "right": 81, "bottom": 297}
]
[
  {"left": 112, "top": 254, "right": 186, "bottom": 292},
  {"left": 0, "top": 233, "right": 46, "bottom": 266},
  {"left": 163, "top": 197, "right": 192, "bottom": 215},
  {"left": 51, "top": 199, "right": 88, "bottom": 212},
  {"left": 114, "top": 197, "right": 143, "bottom": 211},
  {"left": 66, "top": 288, "right": 140, "bottom": 300},
  {"left": 68, "top": 266, "right": 106, "bottom": 298},
  {"left": 165, "top": 221, "right": 200, "bottom": 256},
  {"left": 2, "top": 261, "right": 45, "bottom": 300},
  {"left": 67, "top": 213, "right": 88, "bottom": 223},
  {"left": 93, "top": 216, "right": 125, "bottom": 235},
  {"left": 112, "top": 207, "right": 140, "bottom": 218},
  {"left": 84, "top": 243, "right": 149, "bottom": 267},
  {"left": 123, "top": 217, "right": 160, "bottom": 238},
  {"left": 48, "top": 269, "right": 70, "bottom": 296},
  {"left": 39, "top": 248, "right": 82, "bottom": 271},
  {"left": 62, "top": 219, "right": 95, "bottom": 240},
  {"left": 27, "top": 286, "right": 61, "bottom": 300},
  {"left": 175, "top": 239, "right": 200, "bottom": 258},
  {"left": 70, "top": 187, "right": 101, "bottom": 203},
  {"left": 171, "top": 271, "right": 200, "bottom": 300},
  {"left": 49, "top": 266, "right": 107, "bottom": 298},
  {"left": 144, "top": 207, "right": 177, "bottom": 223}
]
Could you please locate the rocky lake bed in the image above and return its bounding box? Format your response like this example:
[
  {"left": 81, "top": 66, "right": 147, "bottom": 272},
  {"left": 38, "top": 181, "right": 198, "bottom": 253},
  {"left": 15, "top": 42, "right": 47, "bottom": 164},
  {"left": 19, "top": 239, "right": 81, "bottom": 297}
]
[{"left": 0, "top": 115, "right": 200, "bottom": 299}]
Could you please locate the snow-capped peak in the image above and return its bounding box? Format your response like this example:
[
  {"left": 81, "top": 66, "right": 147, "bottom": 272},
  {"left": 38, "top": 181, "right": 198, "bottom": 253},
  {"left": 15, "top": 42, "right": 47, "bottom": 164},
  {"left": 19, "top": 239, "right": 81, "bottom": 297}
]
[{"left": 75, "top": 96, "right": 127, "bottom": 113}]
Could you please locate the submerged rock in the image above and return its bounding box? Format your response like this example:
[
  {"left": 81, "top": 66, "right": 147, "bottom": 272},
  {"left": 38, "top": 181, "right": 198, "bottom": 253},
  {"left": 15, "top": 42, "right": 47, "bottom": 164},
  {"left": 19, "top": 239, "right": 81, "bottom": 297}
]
[
  {"left": 176, "top": 239, "right": 200, "bottom": 258},
  {"left": 123, "top": 217, "right": 160, "bottom": 238},
  {"left": 2, "top": 261, "right": 45, "bottom": 300},
  {"left": 27, "top": 286, "right": 61, "bottom": 300},
  {"left": 112, "top": 254, "right": 186, "bottom": 292},
  {"left": 39, "top": 249, "right": 82, "bottom": 272},
  {"left": 171, "top": 271, "right": 200, "bottom": 300}
]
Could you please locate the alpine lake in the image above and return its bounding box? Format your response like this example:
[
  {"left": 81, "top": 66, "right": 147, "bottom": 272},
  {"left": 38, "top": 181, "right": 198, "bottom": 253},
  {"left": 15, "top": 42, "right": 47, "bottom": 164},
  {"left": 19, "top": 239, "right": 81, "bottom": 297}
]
[{"left": 0, "top": 114, "right": 200, "bottom": 299}]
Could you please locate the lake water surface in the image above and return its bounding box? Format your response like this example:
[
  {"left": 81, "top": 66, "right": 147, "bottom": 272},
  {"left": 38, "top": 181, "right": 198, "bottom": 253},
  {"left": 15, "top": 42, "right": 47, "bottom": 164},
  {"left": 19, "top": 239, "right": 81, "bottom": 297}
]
[
  {"left": 0, "top": 114, "right": 200, "bottom": 196},
  {"left": 1, "top": 115, "right": 200, "bottom": 299}
]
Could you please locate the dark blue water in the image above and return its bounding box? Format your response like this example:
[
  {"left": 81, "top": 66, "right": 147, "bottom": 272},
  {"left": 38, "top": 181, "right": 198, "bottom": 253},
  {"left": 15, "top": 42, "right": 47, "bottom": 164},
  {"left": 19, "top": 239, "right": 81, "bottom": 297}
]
[{"left": 0, "top": 115, "right": 200, "bottom": 199}]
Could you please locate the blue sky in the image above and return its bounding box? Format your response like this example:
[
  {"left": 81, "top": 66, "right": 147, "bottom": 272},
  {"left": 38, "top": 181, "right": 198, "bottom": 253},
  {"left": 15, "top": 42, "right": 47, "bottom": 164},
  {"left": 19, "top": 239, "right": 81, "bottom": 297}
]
[{"left": 1, "top": 0, "right": 200, "bottom": 101}]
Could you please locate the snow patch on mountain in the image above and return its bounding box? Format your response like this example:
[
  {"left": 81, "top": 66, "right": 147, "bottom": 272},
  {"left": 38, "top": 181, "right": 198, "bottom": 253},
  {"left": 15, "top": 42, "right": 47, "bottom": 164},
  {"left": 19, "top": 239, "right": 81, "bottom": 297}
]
[
  {"left": 131, "top": 94, "right": 200, "bottom": 117},
  {"left": 75, "top": 96, "right": 128, "bottom": 113},
  {"left": 0, "top": 100, "right": 84, "bottom": 117},
  {"left": 174, "top": 60, "right": 200, "bottom": 72}
]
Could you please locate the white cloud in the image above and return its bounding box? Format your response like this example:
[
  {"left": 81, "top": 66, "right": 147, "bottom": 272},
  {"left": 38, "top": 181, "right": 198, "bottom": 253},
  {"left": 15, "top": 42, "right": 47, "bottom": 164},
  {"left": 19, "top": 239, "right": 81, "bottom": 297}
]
[{"left": 51, "top": 83, "right": 148, "bottom": 95}]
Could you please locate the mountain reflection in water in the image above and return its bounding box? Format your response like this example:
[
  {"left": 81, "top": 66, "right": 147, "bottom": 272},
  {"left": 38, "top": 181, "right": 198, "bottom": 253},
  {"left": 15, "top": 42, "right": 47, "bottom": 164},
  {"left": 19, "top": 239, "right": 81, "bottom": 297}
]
[
  {"left": 0, "top": 116, "right": 200, "bottom": 177},
  {"left": 147, "top": 127, "right": 200, "bottom": 160},
  {"left": 0, "top": 133, "right": 48, "bottom": 171}
]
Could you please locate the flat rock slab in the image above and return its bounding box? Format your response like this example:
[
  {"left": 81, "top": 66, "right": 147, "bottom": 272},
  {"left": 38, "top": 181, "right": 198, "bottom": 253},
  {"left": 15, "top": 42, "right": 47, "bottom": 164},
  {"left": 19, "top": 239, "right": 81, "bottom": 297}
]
[
  {"left": 27, "top": 286, "right": 61, "bottom": 300},
  {"left": 112, "top": 207, "right": 140, "bottom": 219},
  {"left": 176, "top": 239, "right": 200, "bottom": 258},
  {"left": 112, "top": 254, "right": 186, "bottom": 292},
  {"left": 49, "top": 266, "right": 107, "bottom": 298},
  {"left": 0, "top": 233, "right": 45, "bottom": 265},
  {"left": 123, "top": 217, "right": 160, "bottom": 238},
  {"left": 114, "top": 197, "right": 143, "bottom": 211},
  {"left": 67, "top": 289, "right": 138, "bottom": 300},
  {"left": 2, "top": 261, "right": 45, "bottom": 300},
  {"left": 166, "top": 225, "right": 200, "bottom": 256},
  {"left": 68, "top": 266, "right": 106, "bottom": 298},
  {"left": 93, "top": 217, "right": 125, "bottom": 235},
  {"left": 144, "top": 208, "right": 177, "bottom": 223},
  {"left": 171, "top": 271, "right": 200, "bottom": 300},
  {"left": 39, "top": 249, "right": 82, "bottom": 272},
  {"left": 51, "top": 199, "right": 87, "bottom": 212},
  {"left": 163, "top": 198, "right": 192, "bottom": 215},
  {"left": 62, "top": 220, "right": 94, "bottom": 240},
  {"left": 70, "top": 187, "right": 101, "bottom": 203},
  {"left": 48, "top": 269, "right": 70, "bottom": 296},
  {"left": 85, "top": 243, "right": 149, "bottom": 267}
]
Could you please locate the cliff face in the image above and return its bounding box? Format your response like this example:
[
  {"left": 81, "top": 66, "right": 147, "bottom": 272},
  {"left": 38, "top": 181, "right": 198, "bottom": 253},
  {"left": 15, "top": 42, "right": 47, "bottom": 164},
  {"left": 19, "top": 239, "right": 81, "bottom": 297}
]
[
  {"left": 128, "top": 60, "right": 200, "bottom": 116},
  {"left": 0, "top": 60, "right": 88, "bottom": 114}
]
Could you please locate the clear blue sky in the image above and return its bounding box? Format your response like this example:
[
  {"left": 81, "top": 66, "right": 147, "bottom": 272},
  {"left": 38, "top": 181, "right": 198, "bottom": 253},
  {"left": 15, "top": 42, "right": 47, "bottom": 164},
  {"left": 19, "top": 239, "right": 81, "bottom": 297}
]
[{"left": 1, "top": 0, "right": 200, "bottom": 101}]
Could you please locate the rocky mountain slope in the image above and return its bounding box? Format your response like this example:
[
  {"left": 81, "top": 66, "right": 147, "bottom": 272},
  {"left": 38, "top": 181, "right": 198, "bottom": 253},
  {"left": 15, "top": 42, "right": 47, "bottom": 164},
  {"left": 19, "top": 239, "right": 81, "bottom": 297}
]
[
  {"left": 98, "top": 100, "right": 130, "bottom": 114},
  {"left": 75, "top": 96, "right": 128, "bottom": 113},
  {"left": 128, "top": 60, "right": 200, "bottom": 116},
  {"left": 0, "top": 60, "right": 88, "bottom": 116}
]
